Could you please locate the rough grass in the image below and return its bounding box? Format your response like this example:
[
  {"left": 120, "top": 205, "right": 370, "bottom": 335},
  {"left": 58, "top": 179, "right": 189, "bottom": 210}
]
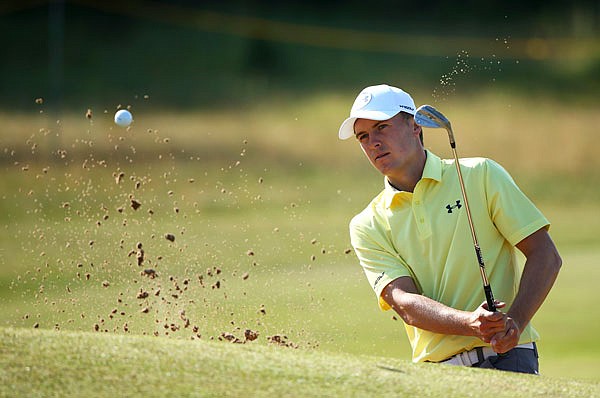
[{"left": 1, "top": 327, "right": 598, "bottom": 398}]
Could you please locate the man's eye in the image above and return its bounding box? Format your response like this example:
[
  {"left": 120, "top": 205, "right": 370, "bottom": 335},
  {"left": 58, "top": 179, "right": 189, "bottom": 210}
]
[
  {"left": 378, "top": 124, "right": 387, "bottom": 130},
  {"left": 357, "top": 134, "right": 368, "bottom": 142}
]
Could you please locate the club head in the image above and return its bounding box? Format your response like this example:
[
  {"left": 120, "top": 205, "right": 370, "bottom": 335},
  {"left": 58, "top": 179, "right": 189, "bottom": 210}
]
[
  {"left": 414, "top": 104, "right": 455, "bottom": 145},
  {"left": 414, "top": 104, "right": 451, "bottom": 131}
]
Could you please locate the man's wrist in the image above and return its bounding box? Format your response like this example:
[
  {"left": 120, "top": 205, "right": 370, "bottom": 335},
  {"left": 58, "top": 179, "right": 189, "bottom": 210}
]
[{"left": 506, "top": 311, "right": 527, "bottom": 334}]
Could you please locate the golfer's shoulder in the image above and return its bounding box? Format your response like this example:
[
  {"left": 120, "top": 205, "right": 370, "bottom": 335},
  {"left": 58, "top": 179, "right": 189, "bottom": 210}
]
[
  {"left": 458, "top": 158, "right": 519, "bottom": 190},
  {"left": 349, "top": 190, "right": 387, "bottom": 230},
  {"left": 458, "top": 156, "right": 490, "bottom": 169},
  {"left": 459, "top": 157, "right": 508, "bottom": 174}
]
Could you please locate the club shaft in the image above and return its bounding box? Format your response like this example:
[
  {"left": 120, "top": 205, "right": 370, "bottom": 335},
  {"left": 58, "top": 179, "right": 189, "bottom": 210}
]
[
  {"left": 415, "top": 105, "right": 497, "bottom": 312},
  {"left": 450, "top": 144, "right": 497, "bottom": 312}
]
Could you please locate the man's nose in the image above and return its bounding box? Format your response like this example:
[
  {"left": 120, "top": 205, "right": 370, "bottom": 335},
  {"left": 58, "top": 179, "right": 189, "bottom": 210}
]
[{"left": 368, "top": 134, "right": 382, "bottom": 148}]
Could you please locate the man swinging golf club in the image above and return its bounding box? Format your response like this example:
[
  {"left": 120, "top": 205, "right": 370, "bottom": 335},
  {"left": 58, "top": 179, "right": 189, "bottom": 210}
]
[{"left": 339, "top": 84, "right": 561, "bottom": 373}]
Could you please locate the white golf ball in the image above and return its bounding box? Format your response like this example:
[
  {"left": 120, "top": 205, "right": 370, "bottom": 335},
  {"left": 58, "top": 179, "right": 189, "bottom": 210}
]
[{"left": 114, "top": 109, "right": 133, "bottom": 127}]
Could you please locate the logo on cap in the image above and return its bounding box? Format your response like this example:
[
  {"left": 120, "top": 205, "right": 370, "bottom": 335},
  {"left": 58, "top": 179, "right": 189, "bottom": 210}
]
[{"left": 356, "top": 92, "right": 372, "bottom": 109}]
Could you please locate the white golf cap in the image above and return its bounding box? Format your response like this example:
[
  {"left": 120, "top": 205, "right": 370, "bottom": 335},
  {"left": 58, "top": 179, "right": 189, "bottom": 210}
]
[{"left": 338, "top": 84, "right": 416, "bottom": 140}]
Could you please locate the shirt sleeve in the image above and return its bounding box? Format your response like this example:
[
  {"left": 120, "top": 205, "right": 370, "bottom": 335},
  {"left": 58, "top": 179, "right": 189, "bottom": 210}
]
[
  {"left": 350, "top": 214, "right": 420, "bottom": 311},
  {"left": 484, "top": 159, "right": 550, "bottom": 246}
]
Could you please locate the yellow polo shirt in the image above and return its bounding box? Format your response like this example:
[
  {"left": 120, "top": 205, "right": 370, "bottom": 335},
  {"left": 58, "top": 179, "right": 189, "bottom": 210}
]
[{"left": 349, "top": 150, "right": 549, "bottom": 363}]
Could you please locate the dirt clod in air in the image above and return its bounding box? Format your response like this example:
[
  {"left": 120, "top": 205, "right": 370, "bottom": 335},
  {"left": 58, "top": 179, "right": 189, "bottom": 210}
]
[
  {"left": 219, "top": 332, "right": 241, "bottom": 343},
  {"left": 130, "top": 199, "right": 142, "bottom": 210},
  {"left": 219, "top": 330, "right": 259, "bottom": 344},
  {"left": 165, "top": 233, "right": 175, "bottom": 242},
  {"left": 244, "top": 329, "right": 259, "bottom": 342},
  {"left": 267, "top": 334, "right": 298, "bottom": 348},
  {"left": 86, "top": 109, "right": 93, "bottom": 119},
  {"left": 136, "top": 289, "right": 149, "bottom": 299},
  {"left": 141, "top": 269, "right": 157, "bottom": 278},
  {"left": 129, "top": 243, "right": 145, "bottom": 266},
  {"left": 136, "top": 251, "right": 144, "bottom": 266},
  {"left": 114, "top": 171, "right": 125, "bottom": 184}
]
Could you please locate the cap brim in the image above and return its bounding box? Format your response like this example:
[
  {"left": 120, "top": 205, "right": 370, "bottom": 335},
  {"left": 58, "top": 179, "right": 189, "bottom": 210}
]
[
  {"left": 338, "top": 117, "right": 357, "bottom": 140},
  {"left": 338, "top": 110, "right": 402, "bottom": 140}
]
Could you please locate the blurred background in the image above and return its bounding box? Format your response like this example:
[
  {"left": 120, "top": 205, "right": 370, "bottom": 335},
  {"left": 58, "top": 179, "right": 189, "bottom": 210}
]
[
  {"left": 1, "top": 0, "right": 599, "bottom": 110},
  {"left": 1, "top": 0, "right": 599, "bottom": 383}
]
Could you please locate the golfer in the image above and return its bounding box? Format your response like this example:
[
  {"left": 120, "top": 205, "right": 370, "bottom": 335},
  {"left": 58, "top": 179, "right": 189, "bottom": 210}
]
[{"left": 339, "top": 84, "right": 561, "bottom": 373}]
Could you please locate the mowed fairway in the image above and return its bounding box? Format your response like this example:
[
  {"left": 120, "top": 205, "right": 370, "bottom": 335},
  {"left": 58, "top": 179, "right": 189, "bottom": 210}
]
[{"left": 1, "top": 92, "right": 599, "bottom": 388}]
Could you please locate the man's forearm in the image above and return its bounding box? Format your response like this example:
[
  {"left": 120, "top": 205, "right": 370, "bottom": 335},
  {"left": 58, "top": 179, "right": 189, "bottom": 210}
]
[
  {"left": 489, "top": 229, "right": 562, "bottom": 353},
  {"left": 387, "top": 290, "right": 473, "bottom": 335},
  {"left": 507, "top": 248, "right": 562, "bottom": 331},
  {"left": 383, "top": 281, "right": 506, "bottom": 341},
  {"left": 510, "top": 229, "right": 562, "bottom": 330}
]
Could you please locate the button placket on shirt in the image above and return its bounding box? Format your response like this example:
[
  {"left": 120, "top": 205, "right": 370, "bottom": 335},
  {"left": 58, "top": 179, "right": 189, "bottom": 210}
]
[{"left": 412, "top": 188, "right": 431, "bottom": 238}]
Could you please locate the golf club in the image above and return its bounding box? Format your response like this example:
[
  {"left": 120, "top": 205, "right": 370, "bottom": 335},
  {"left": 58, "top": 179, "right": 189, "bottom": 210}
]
[{"left": 414, "top": 104, "right": 497, "bottom": 312}]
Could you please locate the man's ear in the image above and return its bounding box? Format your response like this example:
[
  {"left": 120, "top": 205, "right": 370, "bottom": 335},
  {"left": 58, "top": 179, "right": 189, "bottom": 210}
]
[
  {"left": 413, "top": 122, "right": 423, "bottom": 135},
  {"left": 413, "top": 122, "right": 422, "bottom": 135},
  {"left": 414, "top": 123, "right": 424, "bottom": 144}
]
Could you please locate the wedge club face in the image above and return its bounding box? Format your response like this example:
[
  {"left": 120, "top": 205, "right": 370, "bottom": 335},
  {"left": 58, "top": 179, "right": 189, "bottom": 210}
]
[
  {"left": 415, "top": 104, "right": 455, "bottom": 145},
  {"left": 415, "top": 104, "right": 451, "bottom": 129}
]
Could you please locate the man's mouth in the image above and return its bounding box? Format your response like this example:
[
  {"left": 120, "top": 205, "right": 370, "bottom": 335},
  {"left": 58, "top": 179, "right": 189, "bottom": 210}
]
[{"left": 375, "top": 152, "right": 390, "bottom": 161}]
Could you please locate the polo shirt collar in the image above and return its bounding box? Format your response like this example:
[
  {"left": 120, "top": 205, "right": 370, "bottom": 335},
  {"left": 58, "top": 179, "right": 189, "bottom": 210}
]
[{"left": 383, "top": 150, "right": 442, "bottom": 208}]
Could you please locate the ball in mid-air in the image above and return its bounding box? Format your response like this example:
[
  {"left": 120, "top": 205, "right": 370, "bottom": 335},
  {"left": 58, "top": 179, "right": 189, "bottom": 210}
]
[{"left": 114, "top": 109, "right": 133, "bottom": 127}]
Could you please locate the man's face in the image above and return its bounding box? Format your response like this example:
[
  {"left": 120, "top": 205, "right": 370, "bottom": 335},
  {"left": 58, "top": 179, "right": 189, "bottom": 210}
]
[{"left": 354, "top": 113, "right": 423, "bottom": 178}]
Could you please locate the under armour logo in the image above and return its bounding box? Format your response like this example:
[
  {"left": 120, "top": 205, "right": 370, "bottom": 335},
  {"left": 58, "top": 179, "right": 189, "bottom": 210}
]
[{"left": 446, "top": 200, "right": 462, "bottom": 213}]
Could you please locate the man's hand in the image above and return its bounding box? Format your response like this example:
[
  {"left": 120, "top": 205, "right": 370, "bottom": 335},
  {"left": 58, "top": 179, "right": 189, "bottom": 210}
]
[
  {"left": 469, "top": 301, "right": 507, "bottom": 343},
  {"left": 490, "top": 317, "right": 521, "bottom": 353}
]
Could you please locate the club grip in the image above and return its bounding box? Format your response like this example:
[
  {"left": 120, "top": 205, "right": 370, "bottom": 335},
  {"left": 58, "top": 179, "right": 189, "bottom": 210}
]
[{"left": 484, "top": 284, "right": 496, "bottom": 312}]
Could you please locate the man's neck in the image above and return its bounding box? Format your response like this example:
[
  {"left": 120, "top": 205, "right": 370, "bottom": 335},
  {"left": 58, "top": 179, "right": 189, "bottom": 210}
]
[{"left": 386, "top": 150, "right": 427, "bottom": 193}]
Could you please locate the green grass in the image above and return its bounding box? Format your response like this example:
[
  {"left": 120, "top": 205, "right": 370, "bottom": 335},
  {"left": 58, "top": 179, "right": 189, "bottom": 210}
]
[
  {"left": 1, "top": 91, "right": 600, "bottom": 393},
  {"left": 1, "top": 327, "right": 598, "bottom": 398}
]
